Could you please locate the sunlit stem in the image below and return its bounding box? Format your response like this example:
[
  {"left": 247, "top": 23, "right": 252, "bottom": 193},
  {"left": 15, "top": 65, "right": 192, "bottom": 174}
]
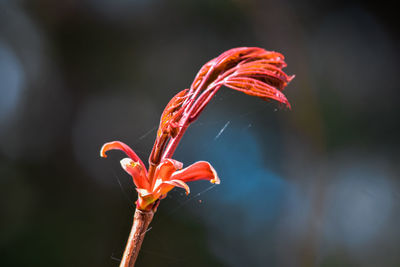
[
  {"left": 161, "top": 64, "right": 218, "bottom": 160},
  {"left": 148, "top": 135, "right": 168, "bottom": 187},
  {"left": 186, "top": 63, "right": 216, "bottom": 106},
  {"left": 120, "top": 209, "right": 154, "bottom": 267},
  {"left": 188, "top": 84, "right": 223, "bottom": 121},
  {"left": 162, "top": 80, "right": 225, "bottom": 158},
  {"left": 162, "top": 124, "right": 188, "bottom": 159}
]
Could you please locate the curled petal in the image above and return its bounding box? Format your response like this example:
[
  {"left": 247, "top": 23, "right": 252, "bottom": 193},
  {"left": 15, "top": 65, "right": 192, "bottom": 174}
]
[
  {"left": 100, "top": 141, "right": 147, "bottom": 173},
  {"left": 152, "top": 183, "right": 174, "bottom": 200},
  {"left": 162, "top": 180, "right": 190, "bottom": 195},
  {"left": 170, "top": 161, "right": 220, "bottom": 184},
  {"left": 120, "top": 158, "right": 150, "bottom": 190},
  {"left": 166, "top": 158, "right": 184, "bottom": 170},
  {"left": 152, "top": 180, "right": 190, "bottom": 200},
  {"left": 154, "top": 158, "right": 183, "bottom": 182},
  {"left": 138, "top": 160, "right": 219, "bottom": 209}
]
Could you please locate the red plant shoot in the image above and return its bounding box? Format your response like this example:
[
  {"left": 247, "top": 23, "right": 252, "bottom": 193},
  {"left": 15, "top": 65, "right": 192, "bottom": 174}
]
[{"left": 100, "top": 47, "right": 294, "bottom": 266}]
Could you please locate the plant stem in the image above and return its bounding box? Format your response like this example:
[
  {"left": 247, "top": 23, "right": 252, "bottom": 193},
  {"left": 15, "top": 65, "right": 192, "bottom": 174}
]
[{"left": 120, "top": 209, "right": 154, "bottom": 267}]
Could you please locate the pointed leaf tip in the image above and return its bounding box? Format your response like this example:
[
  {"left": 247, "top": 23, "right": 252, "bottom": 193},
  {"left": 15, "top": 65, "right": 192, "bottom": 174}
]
[{"left": 209, "top": 164, "right": 220, "bottom": 184}]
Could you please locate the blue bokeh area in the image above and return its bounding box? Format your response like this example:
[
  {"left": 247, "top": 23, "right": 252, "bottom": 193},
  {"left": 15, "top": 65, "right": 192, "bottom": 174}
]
[
  {"left": 172, "top": 111, "right": 297, "bottom": 265},
  {"left": 0, "top": 42, "right": 24, "bottom": 126},
  {"left": 186, "top": 119, "right": 288, "bottom": 227}
]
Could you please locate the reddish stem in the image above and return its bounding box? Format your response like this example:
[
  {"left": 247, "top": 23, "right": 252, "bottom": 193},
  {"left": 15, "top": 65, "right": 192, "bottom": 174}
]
[
  {"left": 162, "top": 124, "right": 188, "bottom": 159},
  {"left": 120, "top": 209, "right": 154, "bottom": 267}
]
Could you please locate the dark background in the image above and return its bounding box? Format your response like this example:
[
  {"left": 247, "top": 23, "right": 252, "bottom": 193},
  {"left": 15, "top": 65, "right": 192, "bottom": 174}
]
[{"left": 1, "top": 0, "right": 399, "bottom": 266}]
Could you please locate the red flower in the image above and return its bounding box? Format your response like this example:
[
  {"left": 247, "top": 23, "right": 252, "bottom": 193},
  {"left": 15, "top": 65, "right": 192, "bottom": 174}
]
[
  {"left": 100, "top": 141, "right": 219, "bottom": 210},
  {"left": 100, "top": 47, "right": 293, "bottom": 211}
]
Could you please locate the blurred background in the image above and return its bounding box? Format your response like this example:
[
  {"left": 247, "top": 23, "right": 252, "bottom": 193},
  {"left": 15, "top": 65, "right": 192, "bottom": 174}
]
[{"left": 1, "top": 0, "right": 399, "bottom": 266}]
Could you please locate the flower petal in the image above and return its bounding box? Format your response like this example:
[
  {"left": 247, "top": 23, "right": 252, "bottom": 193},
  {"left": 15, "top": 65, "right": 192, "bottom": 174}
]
[
  {"left": 154, "top": 158, "right": 183, "bottom": 182},
  {"left": 151, "top": 179, "right": 190, "bottom": 200},
  {"left": 136, "top": 188, "right": 151, "bottom": 197},
  {"left": 170, "top": 161, "right": 220, "bottom": 184},
  {"left": 136, "top": 194, "right": 157, "bottom": 210},
  {"left": 100, "top": 141, "right": 147, "bottom": 173},
  {"left": 162, "top": 180, "right": 190, "bottom": 195},
  {"left": 152, "top": 183, "right": 174, "bottom": 200},
  {"left": 120, "top": 158, "right": 150, "bottom": 190}
]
